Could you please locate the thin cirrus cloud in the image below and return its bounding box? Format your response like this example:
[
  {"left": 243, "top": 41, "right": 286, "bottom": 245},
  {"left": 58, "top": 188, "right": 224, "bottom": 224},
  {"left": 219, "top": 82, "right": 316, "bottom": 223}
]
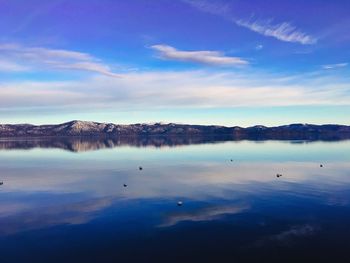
[
  {"left": 236, "top": 19, "right": 317, "bottom": 45},
  {"left": 182, "top": 0, "right": 317, "bottom": 45},
  {"left": 150, "top": 44, "right": 248, "bottom": 66},
  {"left": 0, "top": 43, "right": 120, "bottom": 77},
  {"left": 322, "top": 63, "right": 348, "bottom": 70}
]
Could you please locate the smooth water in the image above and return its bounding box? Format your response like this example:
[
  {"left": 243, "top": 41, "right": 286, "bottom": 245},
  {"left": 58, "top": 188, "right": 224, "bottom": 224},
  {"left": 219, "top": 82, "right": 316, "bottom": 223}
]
[{"left": 0, "top": 139, "right": 350, "bottom": 263}]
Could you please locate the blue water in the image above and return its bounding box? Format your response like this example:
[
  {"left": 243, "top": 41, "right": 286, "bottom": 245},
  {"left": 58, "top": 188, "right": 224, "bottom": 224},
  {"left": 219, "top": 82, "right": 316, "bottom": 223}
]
[{"left": 0, "top": 139, "right": 350, "bottom": 262}]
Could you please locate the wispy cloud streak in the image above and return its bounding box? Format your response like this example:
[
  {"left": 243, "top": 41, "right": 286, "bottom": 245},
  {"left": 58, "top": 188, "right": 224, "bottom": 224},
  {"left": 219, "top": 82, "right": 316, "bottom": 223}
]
[
  {"left": 0, "top": 43, "right": 120, "bottom": 77},
  {"left": 183, "top": 0, "right": 317, "bottom": 45},
  {"left": 236, "top": 19, "right": 317, "bottom": 45},
  {"left": 151, "top": 44, "right": 248, "bottom": 66},
  {"left": 0, "top": 60, "right": 29, "bottom": 72},
  {"left": 322, "top": 63, "right": 348, "bottom": 70}
]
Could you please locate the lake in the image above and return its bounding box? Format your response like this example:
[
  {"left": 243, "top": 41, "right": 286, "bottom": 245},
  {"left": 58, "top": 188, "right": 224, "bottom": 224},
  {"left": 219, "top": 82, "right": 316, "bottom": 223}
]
[{"left": 0, "top": 138, "right": 350, "bottom": 263}]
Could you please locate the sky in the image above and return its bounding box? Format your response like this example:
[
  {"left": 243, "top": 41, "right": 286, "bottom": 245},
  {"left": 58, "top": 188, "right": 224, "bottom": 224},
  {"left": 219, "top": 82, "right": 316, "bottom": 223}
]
[{"left": 0, "top": 0, "right": 349, "bottom": 126}]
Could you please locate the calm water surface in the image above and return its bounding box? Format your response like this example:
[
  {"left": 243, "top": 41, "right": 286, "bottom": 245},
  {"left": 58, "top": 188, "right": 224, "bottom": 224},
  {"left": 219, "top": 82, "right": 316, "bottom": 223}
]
[{"left": 0, "top": 139, "right": 350, "bottom": 263}]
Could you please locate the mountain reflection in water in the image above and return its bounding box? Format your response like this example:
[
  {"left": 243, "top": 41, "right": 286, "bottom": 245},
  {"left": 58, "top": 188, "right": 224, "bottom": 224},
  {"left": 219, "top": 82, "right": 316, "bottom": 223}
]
[
  {"left": 0, "top": 135, "right": 241, "bottom": 152},
  {"left": 0, "top": 136, "right": 346, "bottom": 152}
]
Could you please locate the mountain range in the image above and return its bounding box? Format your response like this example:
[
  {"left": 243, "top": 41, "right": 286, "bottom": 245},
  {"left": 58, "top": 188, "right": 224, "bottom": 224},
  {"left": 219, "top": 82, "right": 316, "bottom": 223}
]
[{"left": 1, "top": 120, "right": 350, "bottom": 140}]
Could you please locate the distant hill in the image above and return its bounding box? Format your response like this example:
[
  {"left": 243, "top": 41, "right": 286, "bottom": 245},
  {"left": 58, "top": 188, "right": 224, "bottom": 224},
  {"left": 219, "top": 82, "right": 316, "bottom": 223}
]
[{"left": 0, "top": 120, "right": 350, "bottom": 140}]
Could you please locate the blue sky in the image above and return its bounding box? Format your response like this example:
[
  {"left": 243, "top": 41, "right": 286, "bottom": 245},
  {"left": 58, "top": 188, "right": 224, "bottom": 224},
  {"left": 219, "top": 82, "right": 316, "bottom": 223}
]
[{"left": 0, "top": 0, "right": 349, "bottom": 126}]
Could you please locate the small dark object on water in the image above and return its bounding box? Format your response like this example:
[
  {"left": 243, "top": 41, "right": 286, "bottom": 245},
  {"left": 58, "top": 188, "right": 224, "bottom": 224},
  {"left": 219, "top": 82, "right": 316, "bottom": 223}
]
[
  {"left": 230, "top": 159, "right": 233, "bottom": 162},
  {"left": 139, "top": 166, "right": 143, "bottom": 170},
  {"left": 0, "top": 181, "right": 3, "bottom": 185},
  {"left": 177, "top": 201, "right": 183, "bottom": 206},
  {"left": 276, "top": 174, "right": 282, "bottom": 178},
  {"left": 320, "top": 164, "right": 323, "bottom": 168},
  {"left": 123, "top": 184, "right": 127, "bottom": 187}
]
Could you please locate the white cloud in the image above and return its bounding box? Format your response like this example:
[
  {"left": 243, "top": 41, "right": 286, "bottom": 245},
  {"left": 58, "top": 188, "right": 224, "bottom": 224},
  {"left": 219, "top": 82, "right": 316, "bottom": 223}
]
[
  {"left": 322, "top": 63, "right": 348, "bottom": 70},
  {"left": 1, "top": 44, "right": 94, "bottom": 61},
  {"left": 236, "top": 19, "right": 317, "bottom": 45},
  {"left": 182, "top": 0, "right": 317, "bottom": 45},
  {"left": 151, "top": 44, "right": 248, "bottom": 66},
  {"left": 0, "top": 70, "right": 349, "bottom": 111},
  {"left": 0, "top": 60, "right": 29, "bottom": 72},
  {"left": 52, "top": 62, "right": 120, "bottom": 77},
  {"left": 0, "top": 43, "right": 120, "bottom": 77}
]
